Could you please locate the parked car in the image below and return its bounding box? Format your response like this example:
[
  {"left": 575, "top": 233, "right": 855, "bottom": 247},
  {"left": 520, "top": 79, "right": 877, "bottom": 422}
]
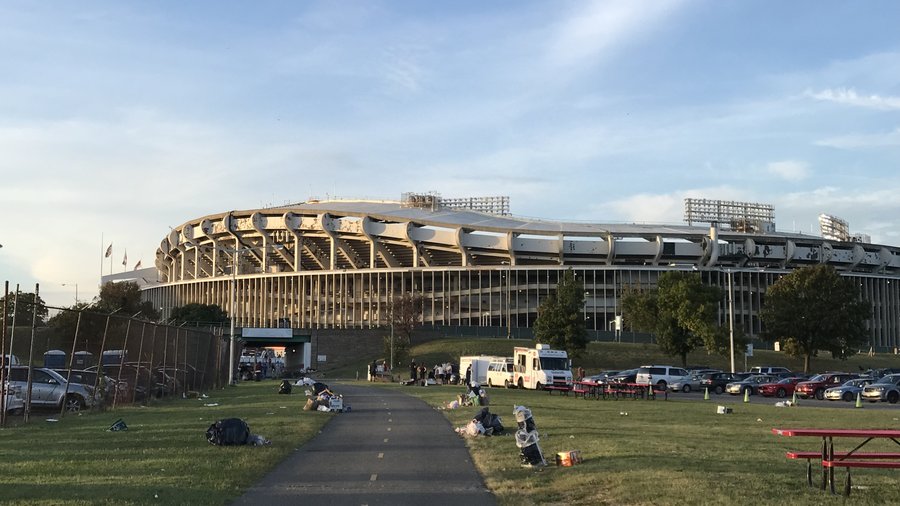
[
  {"left": 725, "top": 375, "right": 779, "bottom": 396},
  {"left": 6, "top": 366, "right": 97, "bottom": 412},
  {"left": 757, "top": 377, "right": 804, "bottom": 398},
  {"left": 861, "top": 374, "right": 900, "bottom": 403},
  {"left": 586, "top": 370, "right": 620, "bottom": 383},
  {"left": 2, "top": 382, "right": 24, "bottom": 415},
  {"left": 486, "top": 358, "right": 514, "bottom": 388},
  {"left": 607, "top": 369, "right": 639, "bottom": 384},
  {"left": 824, "top": 378, "right": 873, "bottom": 402},
  {"left": 635, "top": 365, "right": 691, "bottom": 390},
  {"left": 53, "top": 369, "right": 117, "bottom": 402},
  {"left": 669, "top": 370, "right": 721, "bottom": 393},
  {"left": 699, "top": 372, "right": 750, "bottom": 394},
  {"left": 749, "top": 366, "right": 792, "bottom": 376},
  {"left": 795, "top": 373, "right": 858, "bottom": 400}
]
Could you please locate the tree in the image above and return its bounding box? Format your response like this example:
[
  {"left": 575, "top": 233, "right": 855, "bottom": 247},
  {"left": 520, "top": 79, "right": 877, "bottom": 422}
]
[
  {"left": 96, "top": 281, "right": 160, "bottom": 321},
  {"left": 1, "top": 291, "right": 48, "bottom": 327},
  {"left": 621, "top": 271, "right": 732, "bottom": 367},
  {"left": 384, "top": 293, "right": 422, "bottom": 369},
  {"left": 169, "top": 303, "right": 229, "bottom": 326},
  {"left": 533, "top": 269, "right": 588, "bottom": 357},
  {"left": 760, "top": 264, "right": 870, "bottom": 373}
]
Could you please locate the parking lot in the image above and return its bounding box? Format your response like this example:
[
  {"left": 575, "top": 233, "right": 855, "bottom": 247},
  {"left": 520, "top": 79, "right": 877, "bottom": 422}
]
[{"left": 664, "top": 389, "right": 900, "bottom": 410}]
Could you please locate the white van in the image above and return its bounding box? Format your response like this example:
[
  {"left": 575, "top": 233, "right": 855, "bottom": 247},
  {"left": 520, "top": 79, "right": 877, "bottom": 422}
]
[
  {"left": 635, "top": 365, "right": 691, "bottom": 390},
  {"left": 486, "top": 358, "right": 514, "bottom": 388},
  {"left": 459, "top": 355, "right": 505, "bottom": 386}
]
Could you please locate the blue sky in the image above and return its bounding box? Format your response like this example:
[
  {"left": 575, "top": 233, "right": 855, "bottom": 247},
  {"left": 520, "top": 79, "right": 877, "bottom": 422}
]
[{"left": 2, "top": 0, "right": 900, "bottom": 308}]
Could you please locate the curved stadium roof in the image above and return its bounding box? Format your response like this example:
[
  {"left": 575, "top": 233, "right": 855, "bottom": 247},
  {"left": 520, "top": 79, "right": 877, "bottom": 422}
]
[{"left": 156, "top": 199, "right": 900, "bottom": 282}]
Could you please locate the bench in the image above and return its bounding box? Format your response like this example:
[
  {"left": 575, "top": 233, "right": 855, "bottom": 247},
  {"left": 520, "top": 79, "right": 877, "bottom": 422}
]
[
  {"left": 572, "top": 381, "right": 595, "bottom": 398},
  {"left": 543, "top": 385, "right": 571, "bottom": 395},
  {"left": 775, "top": 428, "right": 900, "bottom": 495}
]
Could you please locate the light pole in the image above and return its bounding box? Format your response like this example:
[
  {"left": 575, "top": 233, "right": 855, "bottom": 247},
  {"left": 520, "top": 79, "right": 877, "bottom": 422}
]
[
  {"left": 61, "top": 283, "right": 78, "bottom": 304},
  {"left": 727, "top": 269, "right": 735, "bottom": 374},
  {"left": 229, "top": 251, "right": 237, "bottom": 385}
]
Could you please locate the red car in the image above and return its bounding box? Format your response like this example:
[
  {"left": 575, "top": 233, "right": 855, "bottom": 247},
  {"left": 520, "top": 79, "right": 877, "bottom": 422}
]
[
  {"left": 795, "top": 373, "right": 857, "bottom": 400},
  {"left": 758, "top": 377, "right": 803, "bottom": 398}
]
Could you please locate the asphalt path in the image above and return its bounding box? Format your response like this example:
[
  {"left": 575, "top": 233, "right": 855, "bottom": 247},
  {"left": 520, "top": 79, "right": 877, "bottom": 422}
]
[{"left": 231, "top": 383, "right": 497, "bottom": 506}]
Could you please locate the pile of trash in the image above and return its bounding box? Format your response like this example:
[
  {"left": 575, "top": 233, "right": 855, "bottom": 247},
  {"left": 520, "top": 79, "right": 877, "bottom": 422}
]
[
  {"left": 296, "top": 378, "right": 348, "bottom": 413},
  {"left": 456, "top": 407, "right": 505, "bottom": 437},
  {"left": 445, "top": 382, "right": 489, "bottom": 409}
]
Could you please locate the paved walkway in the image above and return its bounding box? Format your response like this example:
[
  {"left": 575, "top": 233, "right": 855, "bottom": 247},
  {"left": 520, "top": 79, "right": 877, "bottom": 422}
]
[{"left": 231, "top": 383, "right": 497, "bottom": 506}]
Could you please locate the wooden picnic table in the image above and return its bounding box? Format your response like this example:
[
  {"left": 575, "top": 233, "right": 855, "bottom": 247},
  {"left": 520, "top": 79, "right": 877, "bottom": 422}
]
[{"left": 772, "top": 427, "right": 900, "bottom": 495}]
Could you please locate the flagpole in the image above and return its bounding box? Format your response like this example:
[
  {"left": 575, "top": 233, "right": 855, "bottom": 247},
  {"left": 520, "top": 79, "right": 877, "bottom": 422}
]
[{"left": 100, "top": 233, "right": 104, "bottom": 278}]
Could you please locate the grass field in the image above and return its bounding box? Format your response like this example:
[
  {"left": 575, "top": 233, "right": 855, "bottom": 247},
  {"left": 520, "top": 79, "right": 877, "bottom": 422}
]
[
  {"left": 3, "top": 337, "right": 900, "bottom": 505},
  {"left": 387, "top": 382, "right": 900, "bottom": 505},
  {"left": 0, "top": 381, "right": 332, "bottom": 505}
]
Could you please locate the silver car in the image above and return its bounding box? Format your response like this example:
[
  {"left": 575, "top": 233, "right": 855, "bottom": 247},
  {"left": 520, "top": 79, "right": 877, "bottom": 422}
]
[
  {"left": 7, "top": 366, "right": 97, "bottom": 412},
  {"left": 861, "top": 374, "right": 900, "bottom": 403},
  {"left": 725, "top": 374, "right": 778, "bottom": 396},
  {"left": 2, "top": 382, "right": 25, "bottom": 414},
  {"left": 824, "top": 378, "right": 872, "bottom": 402}
]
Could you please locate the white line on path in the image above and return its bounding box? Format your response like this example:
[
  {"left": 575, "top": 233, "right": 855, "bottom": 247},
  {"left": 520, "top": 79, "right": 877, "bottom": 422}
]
[
  {"left": 383, "top": 438, "right": 389, "bottom": 443},
  {"left": 378, "top": 452, "right": 384, "bottom": 459},
  {"left": 370, "top": 474, "right": 377, "bottom": 481}
]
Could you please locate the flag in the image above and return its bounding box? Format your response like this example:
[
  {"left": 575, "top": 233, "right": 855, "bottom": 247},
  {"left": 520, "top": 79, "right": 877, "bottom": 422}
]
[
  {"left": 105, "top": 243, "right": 113, "bottom": 257},
  {"left": 133, "top": 260, "right": 142, "bottom": 271},
  {"left": 122, "top": 249, "right": 128, "bottom": 267}
]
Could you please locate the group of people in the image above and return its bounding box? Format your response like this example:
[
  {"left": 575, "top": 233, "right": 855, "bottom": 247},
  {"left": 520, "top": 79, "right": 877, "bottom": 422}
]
[{"left": 408, "top": 360, "right": 459, "bottom": 385}]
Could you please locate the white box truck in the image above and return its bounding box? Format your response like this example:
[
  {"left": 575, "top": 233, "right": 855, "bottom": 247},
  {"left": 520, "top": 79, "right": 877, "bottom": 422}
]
[
  {"left": 459, "top": 355, "right": 505, "bottom": 386},
  {"left": 512, "top": 344, "right": 573, "bottom": 390}
]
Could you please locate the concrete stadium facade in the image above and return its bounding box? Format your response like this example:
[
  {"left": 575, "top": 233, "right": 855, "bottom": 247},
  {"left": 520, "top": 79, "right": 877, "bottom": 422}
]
[{"left": 142, "top": 199, "right": 900, "bottom": 351}]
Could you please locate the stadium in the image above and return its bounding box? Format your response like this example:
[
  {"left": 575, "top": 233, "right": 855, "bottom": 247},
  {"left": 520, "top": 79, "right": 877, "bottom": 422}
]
[{"left": 132, "top": 193, "right": 900, "bottom": 362}]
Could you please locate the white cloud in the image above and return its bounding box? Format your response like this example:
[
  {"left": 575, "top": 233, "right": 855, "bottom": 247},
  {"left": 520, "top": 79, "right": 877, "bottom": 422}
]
[
  {"left": 546, "top": 0, "right": 685, "bottom": 68},
  {"left": 806, "top": 87, "right": 900, "bottom": 111},
  {"left": 766, "top": 160, "right": 810, "bottom": 182},
  {"left": 592, "top": 186, "right": 749, "bottom": 225},
  {"left": 815, "top": 128, "right": 900, "bottom": 149}
]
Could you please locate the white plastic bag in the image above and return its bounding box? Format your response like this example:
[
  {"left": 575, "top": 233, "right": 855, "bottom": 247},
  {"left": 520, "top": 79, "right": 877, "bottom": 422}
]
[{"left": 465, "top": 420, "right": 485, "bottom": 437}]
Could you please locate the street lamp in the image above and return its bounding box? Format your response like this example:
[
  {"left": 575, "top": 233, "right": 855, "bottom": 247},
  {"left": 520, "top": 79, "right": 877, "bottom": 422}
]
[
  {"left": 727, "top": 269, "right": 735, "bottom": 374},
  {"left": 61, "top": 283, "right": 78, "bottom": 304}
]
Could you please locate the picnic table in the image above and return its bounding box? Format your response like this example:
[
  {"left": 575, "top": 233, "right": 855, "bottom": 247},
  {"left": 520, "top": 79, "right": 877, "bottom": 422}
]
[
  {"left": 772, "top": 427, "right": 900, "bottom": 495},
  {"left": 570, "top": 381, "right": 667, "bottom": 400}
]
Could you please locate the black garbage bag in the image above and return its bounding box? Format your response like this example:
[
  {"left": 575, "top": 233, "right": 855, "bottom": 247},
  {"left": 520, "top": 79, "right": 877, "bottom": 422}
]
[
  {"left": 472, "top": 407, "right": 504, "bottom": 435},
  {"left": 278, "top": 380, "right": 292, "bottom": 394},
  {"left": 206, "top": 418, "right": 250, "bottom": 446}
]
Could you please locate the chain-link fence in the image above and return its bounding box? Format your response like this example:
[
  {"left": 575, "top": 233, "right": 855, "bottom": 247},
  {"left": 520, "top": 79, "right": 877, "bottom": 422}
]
[{"left": 1, "top": 286, "right": 225, "bottom": 427}]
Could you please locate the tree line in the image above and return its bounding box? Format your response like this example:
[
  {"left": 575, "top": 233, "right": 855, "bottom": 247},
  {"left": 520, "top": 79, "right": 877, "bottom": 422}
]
[{"left": 533, "top": 265, "right": 870, "bottom": 373}]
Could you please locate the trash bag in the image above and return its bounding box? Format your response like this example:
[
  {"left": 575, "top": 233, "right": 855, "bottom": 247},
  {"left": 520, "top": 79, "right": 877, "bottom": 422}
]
[
  {"left": 303, "top": 398, "right": 318, "bottom": 411},
  {"left": 278, "top": 380, "right": 292, "bottom": 394},
  {"left": 472, "top": 407, "right": 504, "bottom": 435},
  {"left": 206, "top": 418, "right": 250, "bottom": 446},
  {"left": 465, "top": 420, "right": 485, "bottom": 437}
]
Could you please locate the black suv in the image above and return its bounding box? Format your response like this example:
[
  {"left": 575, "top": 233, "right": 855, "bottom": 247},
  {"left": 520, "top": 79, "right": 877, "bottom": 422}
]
[{"left": 699, "top": 372, "right": 750, "bottom": 394}]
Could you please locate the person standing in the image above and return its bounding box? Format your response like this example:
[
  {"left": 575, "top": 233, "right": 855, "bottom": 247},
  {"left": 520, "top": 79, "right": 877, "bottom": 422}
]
[
  {"left": 465, "top": 364, "right": 472, "bottom": 388},
  {"left": 409, "top": 360, "right": 417, "bottom": 382}
]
